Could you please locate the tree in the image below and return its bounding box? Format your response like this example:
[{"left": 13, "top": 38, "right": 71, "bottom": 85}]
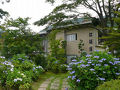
[
  {"left": 0, "top": 0, "right": 10, "bottom": 19},
  {"left": 34, "top": 0, "right": 120, "bottom": 35},
  {"left": 0, "top": 17, "right": 44, "bottom": 58},
  {"left": 103, "top": 9, "right": 120, "bottom": 57}
]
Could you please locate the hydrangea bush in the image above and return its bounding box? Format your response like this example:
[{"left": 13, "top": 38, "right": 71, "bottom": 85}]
[
  {"left": 0, "top": 54, "right": 44, "bottom": 89},
  {"left": 67, "top": 51, "right": 120, "bottom": 90}
]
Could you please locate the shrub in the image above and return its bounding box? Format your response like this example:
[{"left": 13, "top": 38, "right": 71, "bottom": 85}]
[
  {"left": 67, "top": 51, "right": 120, "bottom": 90},
  {"left": 0, "top": 54, "right": 44, "bottom": 89},
  {"left": 31, "top": 54, "right": 47, "bottom": 69},
  {"left": 59, "top": 64, "right": 68, "bottom": 73},
  {"left": 46, "top": 56, "right": 67, "bottom": 73},
  {"left": 96, "top": 79, "right": 120, "bottom": 90}
]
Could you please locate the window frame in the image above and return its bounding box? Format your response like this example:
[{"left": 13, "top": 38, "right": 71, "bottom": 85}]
[{"left": 66, "top": 33, "right": 77, "bottom": 41}]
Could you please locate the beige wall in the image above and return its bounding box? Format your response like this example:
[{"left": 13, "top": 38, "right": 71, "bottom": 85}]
[{"left": 55, "top": 27, "right": 98, "bottom": 56}]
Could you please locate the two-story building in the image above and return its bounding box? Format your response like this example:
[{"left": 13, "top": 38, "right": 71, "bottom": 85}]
[{"left": 41, "top": 18, "right": 105, "bottom": 62}]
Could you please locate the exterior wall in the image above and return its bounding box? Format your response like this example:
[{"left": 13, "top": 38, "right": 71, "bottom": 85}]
[{"left": 55, "top": 27, "right": 98, "bottom": 56}]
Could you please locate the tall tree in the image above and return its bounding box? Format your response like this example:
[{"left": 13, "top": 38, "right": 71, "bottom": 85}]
[
  {"left": 103, "top": 8, "right": 120, "bottom": 57},
  {"left": 34, "top": 0, "right": 120, "bottom": 35},
  {"left": 0, "top": 17, "right": 43, "bottom": 58}
]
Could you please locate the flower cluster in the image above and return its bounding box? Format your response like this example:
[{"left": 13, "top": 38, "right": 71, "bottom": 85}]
[{"left": 67, "top": 51, "right": 120, "bottom": 90}]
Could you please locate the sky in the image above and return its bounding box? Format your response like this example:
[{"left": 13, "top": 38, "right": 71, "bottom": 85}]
[
  {"left": 0, "top": 0, "right": 95, "bottom": 33},
  {"left": 0, "top": 0, "right": 62, "bottom": 32}
]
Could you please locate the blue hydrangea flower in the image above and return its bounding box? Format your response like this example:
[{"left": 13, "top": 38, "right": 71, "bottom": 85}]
[
  {"left": 98, "top": 60, "right": 103, "bottom": 62},
  {"left": 94, "top": 56, "right": 99, "bottom": 58},
  {"left": 88, "top": 61, "right": 92, "bottom": 64},
  {"left": 86, "top": 54, "right": 92, "bottom": 57},
  {"left": 108, "top": 52, "right": 111, "bottom": 54},
  {"left": 99, "top": 78, "right": 105, "bottom": 81},
  {"left": 104, "top": 64, "right": 108, "bottom": 66},
  {"left": 102, "top": 58, "right": 106, "bottom": 61},
  {"left": 72, "top": 76, "right": 76, "bottom": 80},
  {"left": 96, "top": 64, "right": 101, "bottom": 66},
  {"left": 80, "top": 64, "right": 86, "bottom": 67},
  {"left": 90, "top": 68, "right": 95, "bottom": 71},
  {"left": 70, "top": 71, "right": 75, "bottom": 74},
  {"left": 76, "top": 79, "right": 80, "bottom": 82},
  {"left": 116, "top": 73, "right": 120, "bottom": 75},
  {"left": 68, "top": 76, "right": 71, "bottom": 78},
  {"left": 67, "top": 68, "right": 72, "bottom": 70},
  {"left": 109, "top": 61, "right": 113, "bottom": 64},
  {"left": 114, "top": 58, "right": 119, "bottom": 61},
  {"left": 86, "top": 64, "right": 90, "bottom": 66},
  {"left": 72, "top": 59, "right": 77, "bottom": 62},
  {"left": 114, "top": 61, "right": 120, "bottom": 64},
  {"left": 95, "top": 50, "right": 99, "bottom": 52}
]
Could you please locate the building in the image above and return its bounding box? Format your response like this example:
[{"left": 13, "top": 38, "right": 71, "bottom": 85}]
[{"left": 41, "top": 18, "right": 105, "bottom": 62}]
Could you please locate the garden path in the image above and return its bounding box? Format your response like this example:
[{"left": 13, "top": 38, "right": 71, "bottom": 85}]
[{"left": 38, "top": 76, "right": 70, "bottom": 90}]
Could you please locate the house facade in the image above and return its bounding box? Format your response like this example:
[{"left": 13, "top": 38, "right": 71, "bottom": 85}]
[{"left": 41, "top": 18, "right": 105, "bottom": 62}]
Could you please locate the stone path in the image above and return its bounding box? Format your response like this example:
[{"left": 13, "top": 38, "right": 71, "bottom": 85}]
[{"left": 38, "top": 77, "right": 70, "bottom": 90}]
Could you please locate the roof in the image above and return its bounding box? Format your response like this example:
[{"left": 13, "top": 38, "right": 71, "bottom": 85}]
[{"left": 39, "top": 18, "right": 92, "bottom": 34}]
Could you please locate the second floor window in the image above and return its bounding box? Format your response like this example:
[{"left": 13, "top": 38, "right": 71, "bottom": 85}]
[
  {"left": 67, "top": 34, "right": 77, "bottom": 41},
  {"left": 89, "top": 39, "right": 93, "bottom": 44},
  {"left": 89, "top": 33, "right": 93, "bottom": 37}
]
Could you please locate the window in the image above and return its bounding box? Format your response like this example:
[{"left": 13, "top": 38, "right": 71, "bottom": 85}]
[
  {"left": 89, "top": 33, "right": 93, "bottom": 37},
  {"left": 89, "top": 39, "right": 93, "bottom": 44},
  {"left": 89, "top": 46, "right": 93, "bottom": 51},
  {"left": 67, "top": 34, "right": 77, "bottom": 41}
]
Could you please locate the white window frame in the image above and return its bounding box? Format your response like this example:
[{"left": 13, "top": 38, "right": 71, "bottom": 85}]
[{"left": 67, "top": 34, "right": 77, "bottom": 41}]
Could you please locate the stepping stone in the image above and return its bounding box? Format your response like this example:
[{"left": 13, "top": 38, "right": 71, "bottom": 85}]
[
  {"left": 50, "top": 78, "right": 60, "bottom": 90},
  {"left": 38, "top": 87, "right": 46, "bottom": 90},
  {"left": 38, "top": 77, "right": 54, "bottom": 90}
]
